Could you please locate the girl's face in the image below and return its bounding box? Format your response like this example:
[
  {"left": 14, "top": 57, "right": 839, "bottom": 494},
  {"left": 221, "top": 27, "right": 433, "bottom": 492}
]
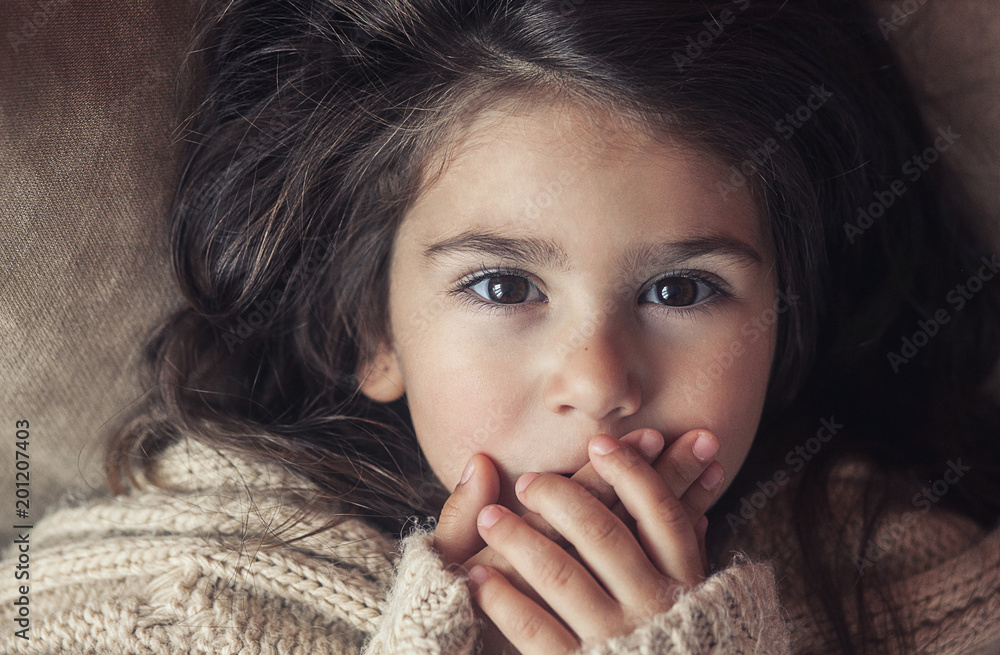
[{"left": 360, "top": 101, "right": 778, "bottom": 513}]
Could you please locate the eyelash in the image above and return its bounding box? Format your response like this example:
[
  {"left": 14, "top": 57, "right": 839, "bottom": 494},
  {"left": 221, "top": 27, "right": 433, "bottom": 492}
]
[
  {"left": 449, "top": 267, "right": 540, "bottom": 316},
  {"left": 449, "top": 266, "right": 734, "bottom": 317}
]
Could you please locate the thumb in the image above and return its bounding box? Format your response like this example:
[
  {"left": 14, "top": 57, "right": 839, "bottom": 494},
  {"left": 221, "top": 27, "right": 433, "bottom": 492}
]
[{"left": 434, "top": 453, "right": 500, "bottom": 566}]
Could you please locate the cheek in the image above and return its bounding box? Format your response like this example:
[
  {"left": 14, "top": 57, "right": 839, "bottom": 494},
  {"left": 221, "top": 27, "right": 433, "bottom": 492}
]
[
  {"left": 661, "top": 318, "right": 777, "bottom": 484},
  {"left": 401, "top": 337, "right": 528, "bottom": 490}
]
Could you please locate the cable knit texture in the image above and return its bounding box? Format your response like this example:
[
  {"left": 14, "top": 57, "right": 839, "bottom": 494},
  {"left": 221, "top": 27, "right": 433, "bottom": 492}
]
[{"left": 1, "top": 437, "right": 997, "bottom": 654}]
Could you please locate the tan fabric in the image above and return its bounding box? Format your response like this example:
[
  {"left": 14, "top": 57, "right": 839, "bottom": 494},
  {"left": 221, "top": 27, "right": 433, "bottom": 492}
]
[
  {"left": 2, "top": 436, "right": 998, "bottom": 653},
  {"left": 0, "top": 1, "right": 192, "bottom": 548},
  {"left": 723, "top": 458, "right": 1000, "bottom": 654}
]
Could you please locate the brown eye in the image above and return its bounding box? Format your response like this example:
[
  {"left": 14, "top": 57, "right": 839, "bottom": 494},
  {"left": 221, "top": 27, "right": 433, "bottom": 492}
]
[
  {"left": 468, "top": 273, "right": 544, "bottom": 305},
  {"left": 644, "top": 276, "right": 716, "bottom": 307},
  {"left": 488, "top": 276, "right": 529, "bottom": 303}
]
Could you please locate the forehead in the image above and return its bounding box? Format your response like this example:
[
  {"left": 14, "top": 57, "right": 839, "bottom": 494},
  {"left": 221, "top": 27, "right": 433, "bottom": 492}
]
[
  {"left": 407, "top": 98, "right": 769, "bottom": 258},
  {"left": 422, "top": 96, "right": 664, "bottom": 186}
]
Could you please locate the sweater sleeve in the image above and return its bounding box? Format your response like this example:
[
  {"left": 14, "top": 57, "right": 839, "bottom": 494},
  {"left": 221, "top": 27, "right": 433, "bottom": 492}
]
[
  {"left": 576, "top": 555, "right": 791, "bottom": 655},
  {"left": 362, "top": 528, "right": 789, "bottom": 655},
  {"left": 362, "top": 530, "right": 479, "bottom": 655}
]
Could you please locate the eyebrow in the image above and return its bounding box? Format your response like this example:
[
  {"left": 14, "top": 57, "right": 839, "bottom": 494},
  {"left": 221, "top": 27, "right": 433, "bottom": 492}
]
[{"left": 421, "top": 228, "right": 763, "bottom": 271}]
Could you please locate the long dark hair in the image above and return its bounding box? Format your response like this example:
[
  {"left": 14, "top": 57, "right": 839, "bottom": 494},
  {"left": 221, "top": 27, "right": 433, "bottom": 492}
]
[{"left": 108, "top": 1, "right": 1000, "bottom": 653}]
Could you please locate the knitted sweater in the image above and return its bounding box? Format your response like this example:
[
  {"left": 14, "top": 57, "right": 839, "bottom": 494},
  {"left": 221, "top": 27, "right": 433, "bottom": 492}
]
[{"left": 1, "top": 437, "right": 997, "bottom": 654}]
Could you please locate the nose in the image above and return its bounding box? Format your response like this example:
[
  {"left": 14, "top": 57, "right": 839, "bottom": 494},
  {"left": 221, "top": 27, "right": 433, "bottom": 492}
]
[{"left": 543, "top": 310, "right": 641, "bottom": 423}]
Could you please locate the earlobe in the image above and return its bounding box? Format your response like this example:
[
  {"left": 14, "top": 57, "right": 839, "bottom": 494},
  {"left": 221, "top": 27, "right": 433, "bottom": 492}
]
[{"left": 357, "top": 342, "right": 405, "bottom": 403}]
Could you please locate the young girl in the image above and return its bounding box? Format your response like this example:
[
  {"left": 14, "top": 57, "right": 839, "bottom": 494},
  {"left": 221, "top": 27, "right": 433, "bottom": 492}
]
[{"left": 4, "top": 0, "right": 1000, "bottom": 653}]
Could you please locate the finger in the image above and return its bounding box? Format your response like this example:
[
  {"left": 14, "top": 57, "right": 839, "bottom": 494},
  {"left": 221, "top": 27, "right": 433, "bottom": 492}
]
[
  {"left": 523, "top": 428, "right": 662, "bottom": 545},
  {"left": 464, "top": 546, "right": 531, "bottom": 598},
  {"left": 468, "top": 565, "right": 578, "bottom": 655},
  {"left": 477, "top": 504, "right": 620, "bottom": 640},
  {"left": 609, "top": 429, "right": 724, "bottom": 527},
  {"left": 589, "top": 435, "right": 706, "bottom": 587},
  {"left": 656, "top": 429, "right": 720, "bottom": 501},
  {"left": 464, "top": 545, "right": 564, "bottom": 627},
  {"left": 676, "top": 460, "right": 725, "bottom": 524},
  {"left": 434, "top": 453, "right": 500, "bottom": 566},
  {"left": 514, "top": 471, "right": 670, "bottom": 611},
  {"left": 570, "top": 428, "right": 664, "bottom": 508}
]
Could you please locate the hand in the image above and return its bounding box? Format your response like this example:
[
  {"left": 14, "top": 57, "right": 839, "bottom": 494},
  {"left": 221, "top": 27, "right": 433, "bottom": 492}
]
[
  {"left": 433, "top": 429, "right": 724, "bottom": 653},
  {"left": 467, "top": 434, "right": 717, "bottom": 654},
  {"left": 435, "top": 428, "right": 664, "bottom": 566},
  {"left": 434, "top": 429, "right": 669, "bottom": 655}
]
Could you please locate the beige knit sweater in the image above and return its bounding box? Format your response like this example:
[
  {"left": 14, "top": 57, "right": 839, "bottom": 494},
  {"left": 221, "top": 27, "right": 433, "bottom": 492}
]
[{"left": 1, "top": 437, "right": 997, "bottom": 654}]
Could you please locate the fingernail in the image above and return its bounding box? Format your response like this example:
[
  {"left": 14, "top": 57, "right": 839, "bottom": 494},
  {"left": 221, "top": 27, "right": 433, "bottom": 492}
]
[
  {"left": 637, "top": 430, "right": 664, "bottom": 459},
  {"left": 478, "top": 505, "right": 503, "bottom": 529},
  {"left": 692, "top": 432, "right": 719, "bottom": 462},
  {"left": 515, "top": 472, "right": 539, "bottom": 495},
  {"left": 699, "top": 463, "right": 724, "bottom": 490},
  {"left": 468, "top": 565, "right": 490, "bottom": 592},
  {"left": 591, "top": 434, "right": 619, "bottom": 455},
  {"left": 459, "top": 459, "right": 476, "bottom": 486}
]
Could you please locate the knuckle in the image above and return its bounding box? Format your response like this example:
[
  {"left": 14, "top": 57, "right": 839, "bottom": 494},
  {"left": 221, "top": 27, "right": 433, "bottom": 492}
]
[
  {"left": 664, "top": 454, "right": 701, "bottom": 485},
  {"left": 510, "top": 606, "right": 547, "bottom": 642},
  {"left": 576, "top": 511, "right": 621, "bottom": 546},
  {"left": 656, "top": 459, "right": 705, "bottom": 501},
  {"left": 437, "top": 497, "right": 465, "bottom": 526},
  {"left": 653, "top": 493, "right": 689, "bottom": 529},
  {"left": 534, "top": 552, "right": 577, "bottom": 592}
]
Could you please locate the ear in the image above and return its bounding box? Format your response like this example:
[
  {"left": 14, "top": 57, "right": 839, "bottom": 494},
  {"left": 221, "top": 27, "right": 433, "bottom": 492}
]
[{"left": 357, "top": 340, "right": 405, "bottom": 403}]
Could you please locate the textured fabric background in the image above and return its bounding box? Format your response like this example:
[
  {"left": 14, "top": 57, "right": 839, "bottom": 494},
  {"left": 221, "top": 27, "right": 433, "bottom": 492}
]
[
  {"left": 1, "top": 1, "right": 998, "bottom": 552},
  {"left": 0, "top": 1, "right": 195, "bottom": 548},
  {"left": 869, "top": 0, "right": 1000, "bottom": 255}
]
